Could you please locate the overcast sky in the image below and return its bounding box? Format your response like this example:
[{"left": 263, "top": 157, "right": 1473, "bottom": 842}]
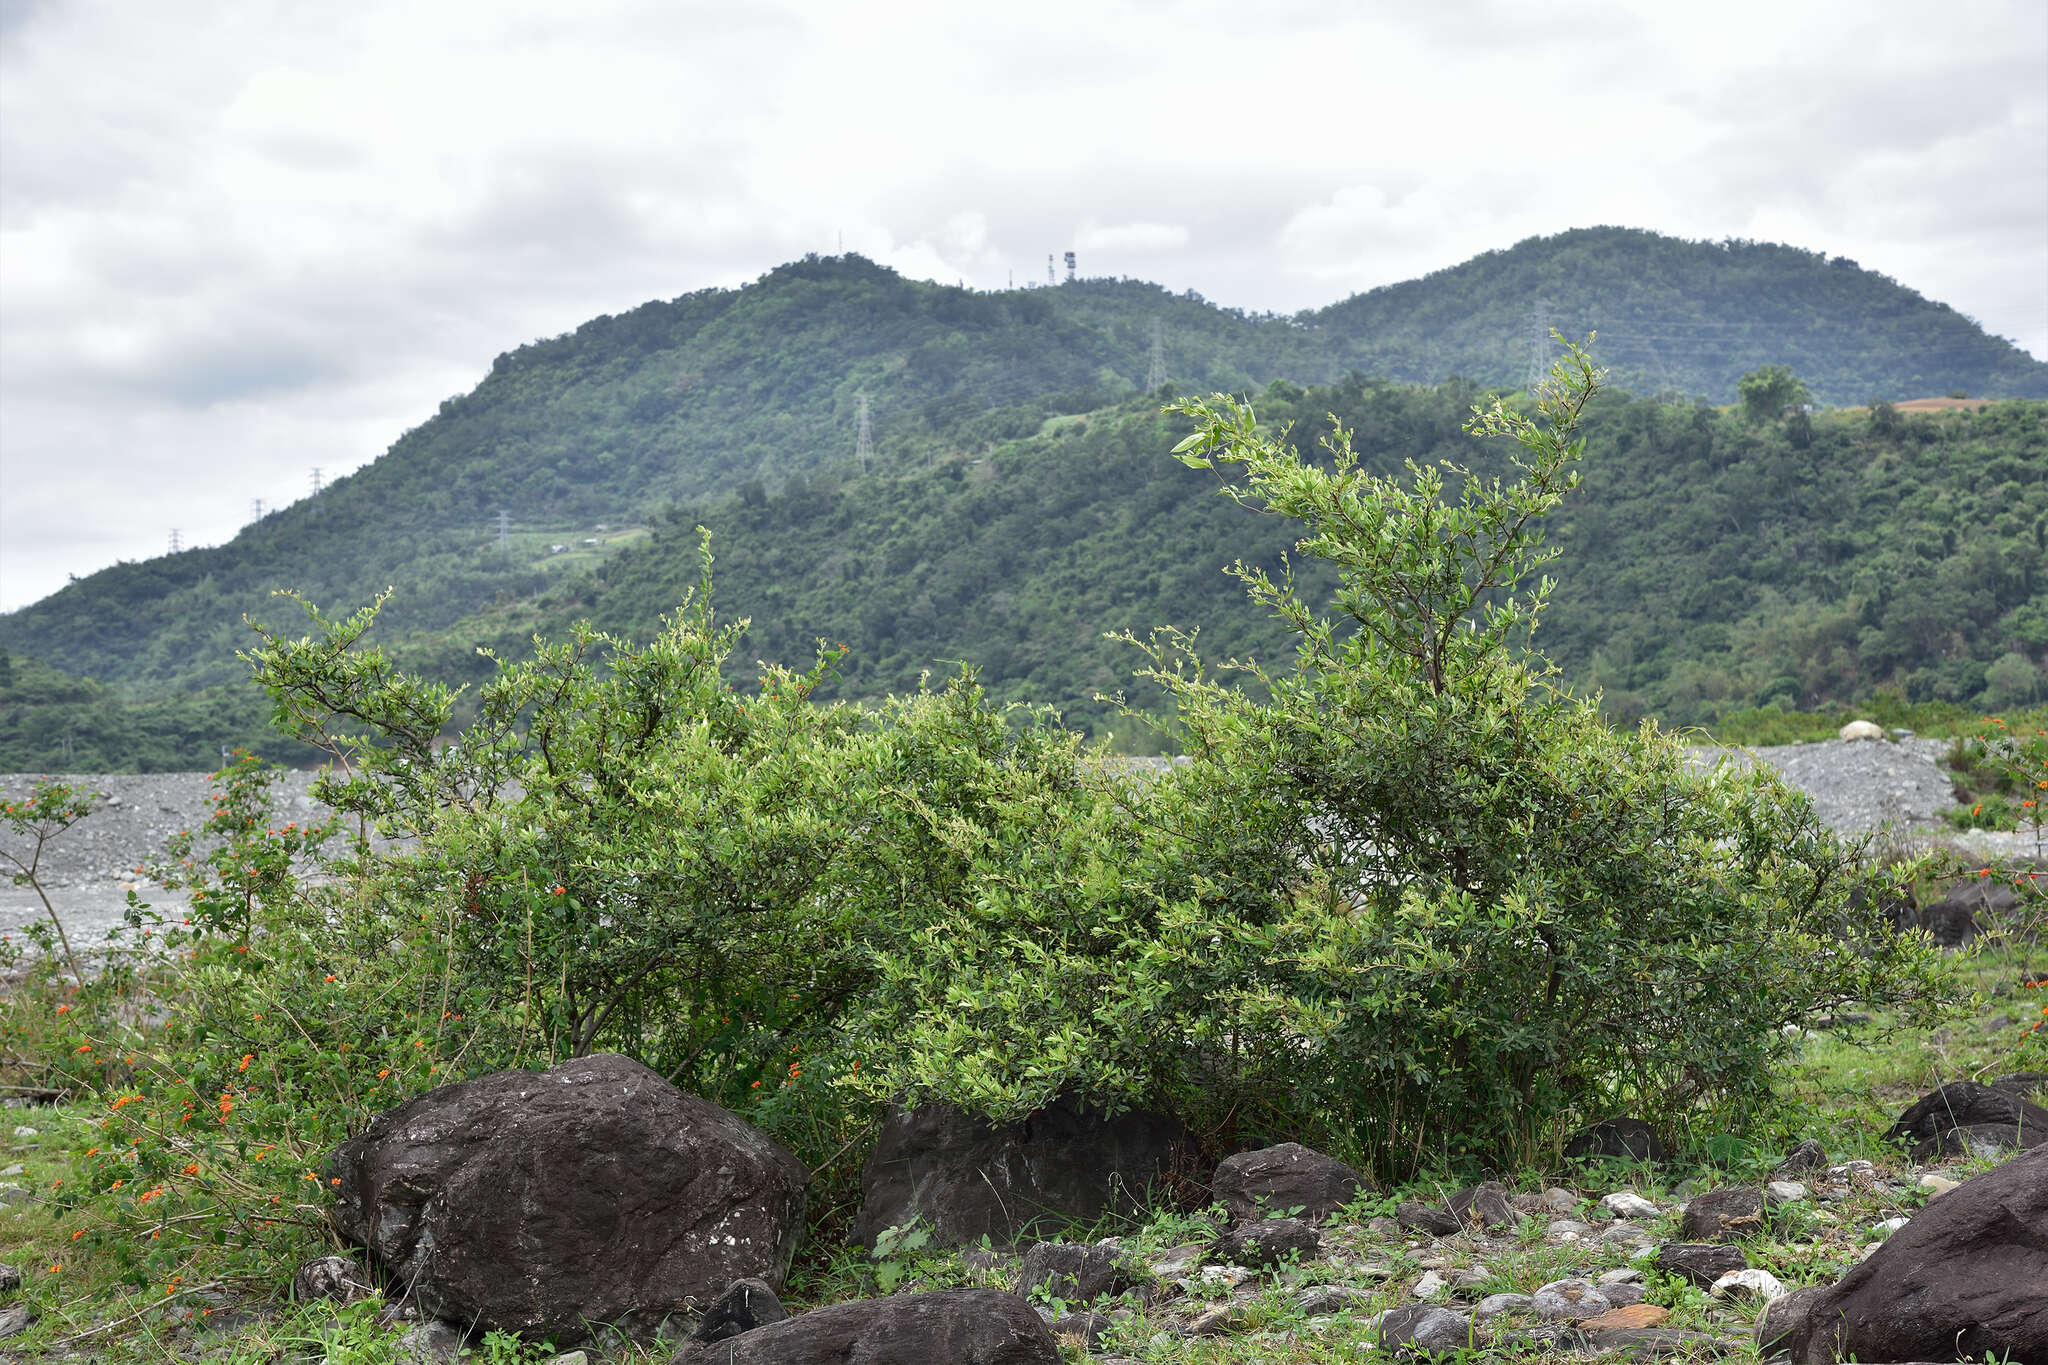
[{"left": 2, "top": 0, "right": 2044, "bottom": 612}]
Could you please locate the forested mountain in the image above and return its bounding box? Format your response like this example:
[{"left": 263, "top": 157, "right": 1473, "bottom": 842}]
[
  {"left": 1303, "top": 228, "right": 2048, "bottom": 405},
  {"left": 2, "top": 228, "right": 2044, "bottom": 769},
  {"left": 397, "top": 381, "right": 2043, "bottom": 745}
]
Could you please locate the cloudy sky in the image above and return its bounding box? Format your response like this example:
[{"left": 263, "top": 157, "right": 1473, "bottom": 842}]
[{"left": 2, "top": 0, "right": 2044, "bottom": 612}]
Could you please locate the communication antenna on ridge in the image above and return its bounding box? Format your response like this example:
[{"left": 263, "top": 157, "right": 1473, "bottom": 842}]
[
  {"left": 168, "top": 529, "right": 181, "bottom": 554},
  {"left": 1524, "top": 302, "right": 1550, "bottom": 392},
  {"left": 496, "top": 509, "right": 512, "bottom": 554},
  {"left": 1146, "top": 320, "right": 1168, "bottom": 391},
  {"left": 854, "top": 391, "right": 874, "bottom": 473},
  {"left": 1064, "top": 250, "right": 1076, "bottom": 283}
]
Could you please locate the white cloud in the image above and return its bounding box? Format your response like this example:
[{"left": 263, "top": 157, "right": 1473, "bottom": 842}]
[
  {"left": 0, "top": 0, "right": 2042, "bottom": 611},
  {"left": 1075, "top": 220, "right": 1189, "bottom": 253}
]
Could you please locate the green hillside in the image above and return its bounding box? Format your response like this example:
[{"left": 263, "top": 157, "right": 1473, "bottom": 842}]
[
  {"left": 409, "top": 380, "right": 2046, "bottom": 742},
  {"left": 2, "top": 228, "right": 2043, "bottom": 770},
  {"left": 1306, "top": 228, "right": 2048, "bottom": 404}
]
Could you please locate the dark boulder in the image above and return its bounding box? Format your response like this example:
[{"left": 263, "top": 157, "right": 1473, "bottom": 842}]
[
  {"left": 669, "top": 1288, "right": 1059, "bottom": 1365},
  {"left": 693, "top": 1279, "right": 788, "bottom": 1346},
  {"left": 1378, "top": 1304, "right": 1481, "bottom": 1356},
  {"left": 1447, "top": 1180, "right": 1518, "bottom": 1233},
  {"left": 1045, "top": 1310, "right": 1112, "bottom": 1349},
  {"left": 1884, "top": 1081, "right": 2048, "bottom": 1161},
  {"left": 853, "top": 1098, "right": 1192, "bottom": 1249},
  {"left": 326, "top": 1054, "right": 808, "bottom": 1343},
  {"left": 1772, "top": 1139, "right": 1827, "bottom": 1176},
  {"left": 1013, "top": 1241, "right": 1140, "bottom": 1304},
  {"left": 1395, "top": 1199, "right": 1461, "bottom": 1237},
  {"left": 1991, "top": 1070, "right": 2048, "bottom": 1099},
  {"left": 1678, "top": 1187, "right": 1766, "bottom": 1242},
  {"left": 1899, "top": 876, "right": 2032, "bottom": 947},
  {"left": 1210, "top": 1142, "right": 1360, "bottom": 1223},
  {"left": 1756, "top": 1146, "right": 2047, "bottom": 1363},
  {"left": 1563, "top": 1118, "right": 1666, "bottom": 1163},
  {"left": 1654, "top": 1243, "right": 1747, "bottom": 1288},
  {"left": 1212, "top": 1217, "right": 1321, "bottom": 1269}
]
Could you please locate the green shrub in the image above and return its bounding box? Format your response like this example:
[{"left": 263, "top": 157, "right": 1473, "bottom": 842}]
[{"left": 850, "top": 342, "right": 1963, "bottom": 1175}]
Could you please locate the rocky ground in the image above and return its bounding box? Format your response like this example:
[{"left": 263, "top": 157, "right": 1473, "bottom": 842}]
[{"left": 5, "top": 737, "right": 2040, "bottom": 950}]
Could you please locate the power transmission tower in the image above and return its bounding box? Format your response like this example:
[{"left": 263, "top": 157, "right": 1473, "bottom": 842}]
[
  {"left": 1046, "top": 254, "right": 1054, "bottom": 286},
  {"left": 1524, "top": 302, "right": 1550, "bottom": 391},
  {"left": 309, "top": 467, "right": 324, "bottom": 517},
  {"left": 854, "top": 392, "right": 874, "bottom": 473},
  {"left": 250, "top": 498, "right": 265, "bottom": 523},
  {"left": 168, "top": 528, "right": 181, "bottom": 553},
  {"left": 1146, "top": 320, "right": 1169, "bottom": 391},
  {"left": 496, "top": 509, "right": 512, "bottom": 554}
]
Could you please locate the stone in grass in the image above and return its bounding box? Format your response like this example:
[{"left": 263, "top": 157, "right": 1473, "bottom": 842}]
[
  {"left": 1210, "top": 1142, "right": 1361, "bottom": 1224},
  {"left": 1013, "top": 1241, "right": 1140, "bottom": 1305},
  {"left": 0, "top": 1262, "right": 19, "bottom": 1293},
  {"left": 1531, "top": 1277, "right": 1611, "bottom": 1322},
  {"left": 1473, "top": 1293, "right": 1531, "bottom": 1319},
  {"left": 691, "top": 1278, "right": 788, "bottom": 1346},
  {"left": 1045, "top": 1310, "right": 1113, "bottom": 1349},
  {"left": 1655, "top": 1242, "right": 1748, "bottom": 1288},
  {"left": 1211, "top": 1216, "right": 1320, "bottom": 1269},
  {"left": 1297, "top": 1284, "right": 1373, "bottom": 1316},
  {"left": 1601, "top": 1190, "right": 1661, "bottom": 1219},
  {"left": 1710, "top": 1267, "right": 1787, "bottom": 1303},
  {"left": 1395, "top": 1199, "right": 1461, "bottom": 1237},
  {"left": 1446, "top": 1180, "right": 1518, "bottom": 1233},
  {"left": 1378, "top": 1304, "right": 1482, "bottom": 1356},
  {"left": 1678, "top": 1186, "right": 1768, "bottom": 1242},
  {"left": 1773, "top": 1138, "right": 1828, "bottom": 1174},
  {"left": 669, "top": 1288, "right": 1060, "bottom": 1365},
  {"left": 291, "top": 1253, "right": 375, "bottom": 1305},
  {"left": 0, "top": 1304, "right": 35, "bottom": 1342},
  {"left": 1580, "top": 1303, "right": 1670, "bottom": 1331},
  {"left": 1765, "top": 1180, "right": 1809, "bottom": 1204}
]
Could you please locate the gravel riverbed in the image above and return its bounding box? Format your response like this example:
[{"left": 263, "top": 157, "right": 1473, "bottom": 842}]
[{"left": 4, "top": 740, "right": 2040, "bottom": 948}]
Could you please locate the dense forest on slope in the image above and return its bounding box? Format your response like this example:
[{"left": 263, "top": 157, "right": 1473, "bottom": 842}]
[
  {"left": 3, "top": 229, "right": 2044, "bottom": 768},
  {"left": 402, "top": 383, "right": 2047, "bottom": 744},
  {"left": 1304, "top": 228, "right": 2048, "bottom": 404}
]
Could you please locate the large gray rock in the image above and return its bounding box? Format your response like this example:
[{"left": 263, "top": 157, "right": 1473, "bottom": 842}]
[
  {"left": 1678, "top": 1186, "right": 1767, "bottom": 1242},
  {"left": 1655, "top": 1242, "right": 1747, "bottom": 1288},
  {"left": 1211, "top": 1216, "right": 1320, "bottom": 1269},
  {"left": 669, "top": 1289, "right": 1058, "bottom": 1364},
  {"left": 853, "top": 1098, "right": 1192, "bottom": 1248},
  {"left": 1884, "top": 1080, "right": 2048, "bottom": 1161},
  {"left": 1210, "top": 1142, "right": 1360, "bottom": 1223},
  {"left": 1756, "top": 1145, "right": 2047, "bottom": 1363},
  {"left": 326, "top": 1054, "right": 808, "bottom": 1343},
  {"left": 1378, "top": 1304, "right": 1480, "bottom": 1355},
  {"left": 1013, "top": 1241, "right": 1140, "bottom": 1304},
  {"left": 1447, "top": 1180, "right": 1518, "bottom": 1233}
]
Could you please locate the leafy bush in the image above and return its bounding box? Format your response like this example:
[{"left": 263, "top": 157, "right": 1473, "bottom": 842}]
[{"left": 851, "top": 343, "right": 1962, "bottom": 1174}]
